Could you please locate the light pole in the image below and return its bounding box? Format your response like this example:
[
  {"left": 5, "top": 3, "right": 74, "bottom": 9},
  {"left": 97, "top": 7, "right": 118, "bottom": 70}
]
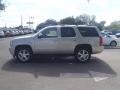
[
  {"left": 21, "top": 15, "right": 23, "bottom": 27},
  {"left": 27, "top": 16, "right": 34, "bottom": 29}
]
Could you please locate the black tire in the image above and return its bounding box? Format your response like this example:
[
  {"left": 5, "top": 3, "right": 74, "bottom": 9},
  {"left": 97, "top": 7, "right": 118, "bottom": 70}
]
[
  {"left": 15, "top": 47, "right": 33, "bottom": 63},
  {"left": 74, "top": 48, "right": 91, "bottom": 63},
  {"left": 110, "top": 41, "right": 117, "bottom": 47}
]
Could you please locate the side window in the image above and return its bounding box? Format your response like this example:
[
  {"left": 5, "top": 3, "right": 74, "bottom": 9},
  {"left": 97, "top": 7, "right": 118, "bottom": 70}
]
[
  {"left": 78, "top": 27, "right": 99, "bottom": 37},
  {"left": 61, "top": 27, "right": 76, "bottom": 37},
  {"left": 41, "top": 28, "right": 58, "bottom": 38},
  {"left": 101, "top": 33, "right": 106, "bottom": 37}
]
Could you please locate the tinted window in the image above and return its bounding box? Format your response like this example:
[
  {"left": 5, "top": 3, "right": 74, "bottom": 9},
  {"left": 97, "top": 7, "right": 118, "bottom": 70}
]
[
  {"left": 78, "top": 27, "right": 99, "bottom": 37},
  {"left": 41, "top": 28, "right": 58, "bottom": 38},
  {"left": 61, "top": 27, "right": 76, "bottom": 37}
]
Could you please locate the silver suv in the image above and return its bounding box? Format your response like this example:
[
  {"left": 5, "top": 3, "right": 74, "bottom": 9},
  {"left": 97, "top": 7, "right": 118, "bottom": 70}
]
[{"left": 9, "top": 25, "right": 104, "bottom": 63}]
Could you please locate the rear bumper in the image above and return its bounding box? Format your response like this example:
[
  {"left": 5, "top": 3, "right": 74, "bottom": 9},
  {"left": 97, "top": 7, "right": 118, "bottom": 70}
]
[{"left": 92, "top": 46, "right": 104, "bottom": 54}]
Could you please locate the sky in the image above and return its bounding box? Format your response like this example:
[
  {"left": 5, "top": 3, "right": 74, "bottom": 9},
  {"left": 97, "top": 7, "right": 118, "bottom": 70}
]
[{"left": 0, "top": 0, "right": 120, "bottom": 28}]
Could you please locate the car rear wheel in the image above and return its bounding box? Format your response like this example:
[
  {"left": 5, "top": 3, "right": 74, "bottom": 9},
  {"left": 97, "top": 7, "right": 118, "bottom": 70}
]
[
  {"left": 16, "top": 47, "right": 33, "bottom": 63},
  {"left": 75, "top": 48, "right": 91, "bottom": 63}
]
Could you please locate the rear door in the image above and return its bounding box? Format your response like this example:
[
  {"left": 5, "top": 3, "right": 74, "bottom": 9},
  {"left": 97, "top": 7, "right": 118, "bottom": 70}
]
[{"left": 58, "top": 27, "right": 77, "bottom": 54}]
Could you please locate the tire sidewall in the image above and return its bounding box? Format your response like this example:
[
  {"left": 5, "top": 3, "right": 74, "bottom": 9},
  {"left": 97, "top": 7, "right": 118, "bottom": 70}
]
[
  {"left": 16, "top": 47, "right": 33, "bottom": 63},
  {"left": 75, "top": 48, "right": 91, "bottom": 63},
  {"left": 110, "top": 41, "right": 117, "bottom": 47}
]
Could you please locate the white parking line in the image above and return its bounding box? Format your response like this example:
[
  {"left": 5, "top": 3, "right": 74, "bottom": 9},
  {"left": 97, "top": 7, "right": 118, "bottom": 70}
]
[
  {"left": 92, "top": 77, "right": 109, "bottom": 82},
  {"left": 59, "top": 71, "right": 114, "bottom": 82},
  {"left": 60, "top": 73, "right": 90, "bottom": 78},
  {"left": 88, "top": 71, "right": 113, "bottom": 82}
]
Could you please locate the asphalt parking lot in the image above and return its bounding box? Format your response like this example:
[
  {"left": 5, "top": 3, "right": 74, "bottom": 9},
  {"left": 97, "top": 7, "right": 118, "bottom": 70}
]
[{"left": 0, "top": 37, "right": 120, "bottom": 90}]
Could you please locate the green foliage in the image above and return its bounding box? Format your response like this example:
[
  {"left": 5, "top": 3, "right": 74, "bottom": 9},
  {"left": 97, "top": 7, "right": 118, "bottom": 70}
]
[
  {"left": 60, "top": 17, "right": 76, "bottom": 25},
  {"left": 95, "top": 21, "right": 106, "bottom": 31},
  {"left": 36, "top": 19, "right": 58, "bottom": 30},
  {"left": 36, "top": 14, "right": 105, "bottom": 31},
  {"left": 75, "top": 14, "right": 97, "bottom": 25},
  {"left": 105, "top": 21, "right": 120, "bottom": 30}
]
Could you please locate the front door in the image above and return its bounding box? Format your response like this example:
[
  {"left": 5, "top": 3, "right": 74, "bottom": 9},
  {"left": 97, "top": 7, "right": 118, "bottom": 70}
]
[{"left": 34, "top": 27, "right": 59, "bottom": 54}]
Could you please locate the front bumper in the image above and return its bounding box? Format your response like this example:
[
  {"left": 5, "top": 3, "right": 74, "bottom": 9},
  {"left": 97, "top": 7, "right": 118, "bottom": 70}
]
[
  {"left": 117, "top": 39, "right": 120, "bottom": 46},
  {"left": 9, "top": 47, "right": 15, "bottom": 56}
]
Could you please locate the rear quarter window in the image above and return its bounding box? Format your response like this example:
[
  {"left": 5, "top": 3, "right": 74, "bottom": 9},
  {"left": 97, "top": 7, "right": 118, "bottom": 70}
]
[{"left": 77, "top": 27, "right": 99, "bottom": 37}]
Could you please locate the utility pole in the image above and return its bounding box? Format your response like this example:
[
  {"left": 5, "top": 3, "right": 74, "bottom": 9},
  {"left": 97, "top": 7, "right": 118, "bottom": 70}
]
[
  {"left": 28, "top": 17, "right": 30, "bottom": 28},
  {"left": 27, "top": 16, "right": 34, "bottom": 29},
  {"left": 21, "top": 15, "right": 23, "bottom": 27}
]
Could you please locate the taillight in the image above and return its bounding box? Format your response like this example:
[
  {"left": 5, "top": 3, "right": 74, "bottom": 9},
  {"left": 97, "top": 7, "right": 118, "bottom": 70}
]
[{"left": 99, "top": 36, "right": 103, "bottom": 46}]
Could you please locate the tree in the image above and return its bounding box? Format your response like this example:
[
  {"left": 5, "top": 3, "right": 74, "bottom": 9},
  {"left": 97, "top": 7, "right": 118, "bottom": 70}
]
[
  {"left": 15, "top": 25, "right": 23, "bottom": 30},
  {"left": 75, "top": 14, "right": 92, "bottom": 25},
  {"left": 36, "top": 14, "right": 106, "bottom": 32},
  {"left": 60, "top": 15, "right": 96, "bottom": 25},
  {"left": 89, "top": 15, "right": 96, "bottom": 25},
  {"left": 94, "top": 21, "right": 106, "bottom": 31},
  {"left": 60, "top": 17, "right": 76, "bottom": 25},
  {"left": 45, "top": 19, "right": 58, "bottom": 25},
  {"left": 36, "top": 19, "right": 58, "bottom": 30},
  {"left": 75, "top": 14, "right": 97, "bottom": 25},
  {"left": 105, "top": 21, "right": 120, "bottom": 30},
  {"left": 75, "top": 14, "right": 105, "bottom": 30},
  {"left": 0, "top": 0, "right": 5, "bottom": 11},
  {"left": 75, "top": 15, "right": 86, "bottom": 25}
]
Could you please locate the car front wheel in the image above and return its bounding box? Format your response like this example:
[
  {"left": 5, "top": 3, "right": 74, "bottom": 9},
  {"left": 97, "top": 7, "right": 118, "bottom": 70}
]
[{"left": 16, "top": 47, "right": 33, "bottom": 63}]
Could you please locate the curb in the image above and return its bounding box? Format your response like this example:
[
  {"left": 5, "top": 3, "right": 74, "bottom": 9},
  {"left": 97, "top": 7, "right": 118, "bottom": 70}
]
[{"left": 104, "top": 46, "right": 120, "bottom": 49}]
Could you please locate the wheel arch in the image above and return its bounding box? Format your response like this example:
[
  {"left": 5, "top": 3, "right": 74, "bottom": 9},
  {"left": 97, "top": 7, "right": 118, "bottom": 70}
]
[
  {"left": 15, "top": 45, "right": 33, "bottom": 55},
  {"left": 74, "top": 44, "right": 92, "bottom": 54},
  {"left": 110, "top": 40, "right": 117, "bottom": 44},
  {"left": 110, "top": 40, "right": 117, "bottom": 46}
]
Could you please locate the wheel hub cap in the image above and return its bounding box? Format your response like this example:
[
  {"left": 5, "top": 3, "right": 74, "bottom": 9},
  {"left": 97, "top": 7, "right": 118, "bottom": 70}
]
[
  {"left": 77, "top": 50, "right": 89, "bottom": 61},
  {"left": 18, "top": 50, "right": 30, "bottom": 61}
]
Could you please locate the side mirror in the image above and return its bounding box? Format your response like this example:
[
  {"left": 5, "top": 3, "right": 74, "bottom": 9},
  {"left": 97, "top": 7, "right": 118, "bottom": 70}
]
[{"left": 38, "top": 33, "right": 44, "bottom": 38}]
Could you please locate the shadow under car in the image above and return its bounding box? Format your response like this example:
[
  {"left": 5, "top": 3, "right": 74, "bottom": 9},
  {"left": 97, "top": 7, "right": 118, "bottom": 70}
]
[{"left": 2, "top": 56, "right": 117, "bottom": 78}]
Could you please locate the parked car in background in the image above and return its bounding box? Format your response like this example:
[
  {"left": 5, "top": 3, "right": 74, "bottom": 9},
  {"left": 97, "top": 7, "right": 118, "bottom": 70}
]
[
  {"left": 101, "top": 32, "right": 120, "bottom": 47},
  {"left": 3, "top": 30, "right": 11, "bottom": 37},
  {"left": 10, "top": 30, "right": 16, "bottom": 36},
  {"left": 116, "top": 33, "right": 120, "bottom": 38},
  {"left": 0, "top": 30, "right": 5, "bottom": 37},
  {"left": 17, "top": 30, "right": 21, "bottom": 35},
  {"left": 0, "top": 28, "right": 34, "bottom": 37},
  {"left": 102, "top": 30, "right": 112, "bottom": 35},
  {"left": 20, "top": 30, "right": 25, "bottom": 35},
  {"left": 23, "top": 30, "right": 27, "bottom": 34}
]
